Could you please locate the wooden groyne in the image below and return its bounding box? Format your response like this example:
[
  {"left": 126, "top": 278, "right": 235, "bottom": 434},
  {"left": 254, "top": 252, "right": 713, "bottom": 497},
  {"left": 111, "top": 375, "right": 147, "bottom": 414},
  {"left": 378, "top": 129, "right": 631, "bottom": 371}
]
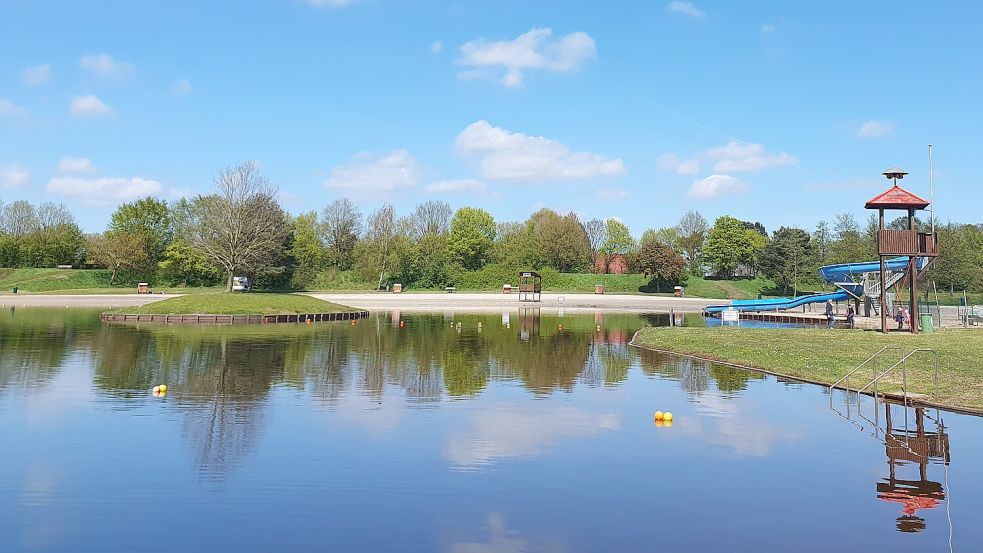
[{"left": 101, "top": 311, "right": 369, "bottom": 325}]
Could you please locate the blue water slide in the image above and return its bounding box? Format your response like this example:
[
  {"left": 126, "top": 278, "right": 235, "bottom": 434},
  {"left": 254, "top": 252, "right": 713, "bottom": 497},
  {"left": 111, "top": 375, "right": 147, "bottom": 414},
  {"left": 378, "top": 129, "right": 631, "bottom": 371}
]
[{"left": 704, "top": 256, "right": 928, "bottom": 314}]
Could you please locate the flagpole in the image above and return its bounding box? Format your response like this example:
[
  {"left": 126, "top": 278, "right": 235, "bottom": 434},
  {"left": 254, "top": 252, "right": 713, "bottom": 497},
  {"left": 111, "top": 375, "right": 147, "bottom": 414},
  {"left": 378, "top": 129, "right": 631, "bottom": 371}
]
[{"left": 929, "top": 144, "right": 935, "bottom": 233}]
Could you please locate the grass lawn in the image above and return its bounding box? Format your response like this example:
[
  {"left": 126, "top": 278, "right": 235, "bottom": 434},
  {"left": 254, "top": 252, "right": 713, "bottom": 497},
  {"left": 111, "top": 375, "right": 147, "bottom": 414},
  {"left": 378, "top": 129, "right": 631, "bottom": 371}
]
[
  {"left": 111, "top": 293, "right": 356, "bottom": 315},
  {"left": 633, "top": 326, "right": 983, "bottom": 412}
]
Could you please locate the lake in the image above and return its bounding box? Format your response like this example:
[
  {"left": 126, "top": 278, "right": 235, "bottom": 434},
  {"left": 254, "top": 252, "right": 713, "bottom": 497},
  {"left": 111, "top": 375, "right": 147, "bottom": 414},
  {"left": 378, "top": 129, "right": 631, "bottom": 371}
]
[{"left": 1, "top": 307, "right": 979, "bottom": 552}]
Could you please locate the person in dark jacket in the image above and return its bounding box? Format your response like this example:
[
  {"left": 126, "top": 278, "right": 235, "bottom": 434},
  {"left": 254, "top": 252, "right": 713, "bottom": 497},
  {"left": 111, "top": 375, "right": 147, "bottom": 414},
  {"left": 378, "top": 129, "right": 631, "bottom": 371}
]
[
  {"left": 846, "top": 305, "right": 855, "bottom": 329},
  {"left": 825, "top": 300, "right": 835, "bottom": 329}
]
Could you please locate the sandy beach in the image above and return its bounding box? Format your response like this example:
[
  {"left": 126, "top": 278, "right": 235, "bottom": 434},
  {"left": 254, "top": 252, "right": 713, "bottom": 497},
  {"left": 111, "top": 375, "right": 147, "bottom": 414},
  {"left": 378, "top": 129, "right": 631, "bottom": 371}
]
[
  {"left": 0, "top": 292, "right": 721, "bottom": 312},
  {"left": 0, "top": 294, "right": 181, "bottom": 308},
  {"left": 306, "top": 292, "right": 721, "bottom": 313}
]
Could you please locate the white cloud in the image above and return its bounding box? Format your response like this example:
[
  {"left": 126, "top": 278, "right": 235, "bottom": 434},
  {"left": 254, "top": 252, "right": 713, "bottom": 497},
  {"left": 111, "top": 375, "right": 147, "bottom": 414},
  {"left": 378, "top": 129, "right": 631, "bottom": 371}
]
[
  {"left": 706, "top": 141, "right": 797, "bottom": 172},
  {"left": 455, "top": 120, "right": 625, "bottom": 182},
  {"left": 761, "top": 24, "right": 777, "bottom": 34},
  {"left": 430, "top": 40, "right": 443, "bottom": 54},
  {"left": 323, "top": 150, "right": 420, "bottom": 196},
  {"left": 856, "top": 119, "right": 896, "bottom": 138},
  {"left": 667, "top": 1, "right": 705, "bottom": 17},
  {"left": 79, "top": 54, "right": 134, "bottom": 78},
  {"left": 69, "top": 95, "right": 115, "bottom": 117},
  {"left": 171, "top": 78, "right": 192, "bottom": 96},
  {"left": 457, "top": 28, "right": 596, "bottom": 87},
  {"left": 57, "top": 157, "right": 96, "bottom": 174},
  {"left": 304, "top": 0, "right": 358, "bottom": 7},
  {"left": 656, "top": 153, "right": 700, "bottom": 175},
  {"left": 46, "top": 176, "right": 163, "bottom": 204},
  {"left": 0, "top": 163, "right": 31, "bottom": 188},
  {"left": 22, "top": 64, "right": 52, "bottom": 85},
  {"left": 688, "top": 174, "right": 747, "bottom": 199},
  {"left": 426, "top": 179, "right": 488, "bottom": 194},
  {"left": 597, "top": 187, "right": 630, "bottom": 200},
  {"left": 0, "top": 98, "right": 27, "bottom": 117}
]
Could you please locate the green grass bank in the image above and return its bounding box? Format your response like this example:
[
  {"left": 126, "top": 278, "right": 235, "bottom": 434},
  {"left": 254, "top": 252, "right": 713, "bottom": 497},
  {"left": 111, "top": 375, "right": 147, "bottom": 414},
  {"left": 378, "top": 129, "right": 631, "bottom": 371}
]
[
  {"left": 109, "top": 293, "right": 354, "bottom": 315},
  {"left": 633, "top": 327, "right": 983, "bottom": 413}
]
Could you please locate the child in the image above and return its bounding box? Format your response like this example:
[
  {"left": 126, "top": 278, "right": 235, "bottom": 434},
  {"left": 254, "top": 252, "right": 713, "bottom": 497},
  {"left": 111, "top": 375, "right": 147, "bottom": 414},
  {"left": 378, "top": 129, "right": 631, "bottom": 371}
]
[
  {"left": 895, "top": 307, "right": 904, "bottom": 330},
  {"left": 847, "top": 305, "right": 855, "bottom": 329}
]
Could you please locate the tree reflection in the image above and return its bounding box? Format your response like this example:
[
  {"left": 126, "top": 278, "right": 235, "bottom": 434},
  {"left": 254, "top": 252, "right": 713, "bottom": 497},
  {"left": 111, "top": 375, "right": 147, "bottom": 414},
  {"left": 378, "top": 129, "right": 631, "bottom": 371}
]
[{"left": 0, "top": 307, "right": 100, "bottom": 392}]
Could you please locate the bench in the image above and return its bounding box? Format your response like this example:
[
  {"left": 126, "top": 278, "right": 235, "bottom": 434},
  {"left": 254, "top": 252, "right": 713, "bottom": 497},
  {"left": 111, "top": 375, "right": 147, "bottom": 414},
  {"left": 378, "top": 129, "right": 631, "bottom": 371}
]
[{"left": 445, "top": 287, "right": 456, "bottom": 293}]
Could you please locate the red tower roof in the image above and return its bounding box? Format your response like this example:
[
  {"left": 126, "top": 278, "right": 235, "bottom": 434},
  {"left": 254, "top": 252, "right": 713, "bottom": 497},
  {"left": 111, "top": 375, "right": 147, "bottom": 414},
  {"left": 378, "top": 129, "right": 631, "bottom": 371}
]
[{"left": 865, "top": 184, "right": 930, "bottom": 210}]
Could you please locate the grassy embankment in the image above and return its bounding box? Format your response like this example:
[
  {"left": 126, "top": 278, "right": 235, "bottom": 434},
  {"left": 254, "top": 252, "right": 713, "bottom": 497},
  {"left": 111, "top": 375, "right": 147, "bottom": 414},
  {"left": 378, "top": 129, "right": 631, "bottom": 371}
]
[
  {"left": 633, "top": 326, "right": 983, "bottom": 412},
  {"left": 0, "top": 268, "right": 223, "bottom": 295},
  {"left": 110, "top": 293, "right": 355, "bottom": 315}
]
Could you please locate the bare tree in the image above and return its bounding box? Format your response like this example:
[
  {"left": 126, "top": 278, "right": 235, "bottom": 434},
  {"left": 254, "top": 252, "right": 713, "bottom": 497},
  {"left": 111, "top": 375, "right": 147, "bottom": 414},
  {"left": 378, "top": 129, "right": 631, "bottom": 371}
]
[
  {"left": 582, "top": 218, "right": 606, "bottom": 271},
  {"left": 35, "top": 203, "right": 74, "bottom": 230},
  {"left": 676, "top": 210, "right": 708, "bottom": 271},
  {"left": 321, "top": 198, "right": 361, "bottom": 270},
  {"left": 183, "top": 162, "right": 289, "bottom": 291},
  {"left": 410, "top": 199, "right": 451, "bottom": 238},
  {"left": 0, "top": 200, "right": 37, "bottom": 237},
  {"left": 365, "top": 204, "right": 396, "bottom": 289}
]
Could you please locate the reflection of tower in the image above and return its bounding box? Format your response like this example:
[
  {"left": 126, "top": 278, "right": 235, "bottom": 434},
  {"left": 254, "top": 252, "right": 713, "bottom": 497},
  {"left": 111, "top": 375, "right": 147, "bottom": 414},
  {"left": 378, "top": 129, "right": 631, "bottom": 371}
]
[
  {"left": 518, "top": 307, "right": 540, "bottom": 342},
  {"left": 876, "top": 406, "right": 949, "bottom": 533}
]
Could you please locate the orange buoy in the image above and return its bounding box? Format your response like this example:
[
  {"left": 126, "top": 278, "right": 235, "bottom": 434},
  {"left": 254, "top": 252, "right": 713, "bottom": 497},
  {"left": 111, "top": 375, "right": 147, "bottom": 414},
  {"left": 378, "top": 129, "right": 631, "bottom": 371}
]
[{"left": 654, "top": 411, "right": 664, "bottom": 420}]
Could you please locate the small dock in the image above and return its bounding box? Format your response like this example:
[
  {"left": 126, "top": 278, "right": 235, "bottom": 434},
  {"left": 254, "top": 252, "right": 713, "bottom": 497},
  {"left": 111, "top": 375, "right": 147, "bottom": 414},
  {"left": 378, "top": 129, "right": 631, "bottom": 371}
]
[{"left": 709, "top": 311, "right": 882, "bottom": 329}]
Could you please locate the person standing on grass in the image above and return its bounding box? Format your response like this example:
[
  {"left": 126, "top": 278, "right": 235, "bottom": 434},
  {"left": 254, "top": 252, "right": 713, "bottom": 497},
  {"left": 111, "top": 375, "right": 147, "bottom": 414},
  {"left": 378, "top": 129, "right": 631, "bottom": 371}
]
[
  {"left": 847, "top": 305, "right": 855, "bottom": 329},
  {"left": 825, "top": 300, "right": 835, "bottom": 329}
]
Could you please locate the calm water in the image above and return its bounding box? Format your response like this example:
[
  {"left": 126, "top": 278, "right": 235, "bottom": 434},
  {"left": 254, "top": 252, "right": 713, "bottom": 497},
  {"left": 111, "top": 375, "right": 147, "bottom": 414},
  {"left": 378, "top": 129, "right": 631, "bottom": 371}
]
[{"left": 1, "top": 308, "right": 980, "bottom": 552}]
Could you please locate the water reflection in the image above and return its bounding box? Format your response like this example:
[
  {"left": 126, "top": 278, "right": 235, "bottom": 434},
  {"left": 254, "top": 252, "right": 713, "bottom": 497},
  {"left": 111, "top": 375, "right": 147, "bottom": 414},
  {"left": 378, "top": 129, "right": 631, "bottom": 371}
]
[
  {"left": 0, "top": 308, "right": 978, "bottom": 552},
  {"left": 877, "top": 406, "right": 950, "bottom": 533}
]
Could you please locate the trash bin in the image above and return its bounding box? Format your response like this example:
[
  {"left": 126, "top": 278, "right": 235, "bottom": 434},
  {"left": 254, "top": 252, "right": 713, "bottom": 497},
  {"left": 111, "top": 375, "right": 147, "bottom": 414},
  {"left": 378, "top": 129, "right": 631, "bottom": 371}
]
[
  {"left": 12, "top": 286, "right": 17, "bottom": 294},
  {"left": 595, "top": 284, "right": 604, "bottom": 295},
  {"left": 920, "top": 314, "right": 933, "bottom": 334}
]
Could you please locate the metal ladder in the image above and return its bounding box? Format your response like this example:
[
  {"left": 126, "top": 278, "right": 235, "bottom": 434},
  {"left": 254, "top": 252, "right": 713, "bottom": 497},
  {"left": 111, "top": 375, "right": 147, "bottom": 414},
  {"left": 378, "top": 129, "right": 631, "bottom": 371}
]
[{"left": 829, "top": 347, "right": 940, "bottom": 430}]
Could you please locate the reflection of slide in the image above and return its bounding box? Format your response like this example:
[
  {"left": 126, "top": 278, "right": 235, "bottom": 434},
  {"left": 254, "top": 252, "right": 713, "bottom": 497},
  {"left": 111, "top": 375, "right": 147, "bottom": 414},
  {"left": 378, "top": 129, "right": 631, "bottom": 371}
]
[{"left": 705, "top": 257, "right": 927, "bottom": 314}]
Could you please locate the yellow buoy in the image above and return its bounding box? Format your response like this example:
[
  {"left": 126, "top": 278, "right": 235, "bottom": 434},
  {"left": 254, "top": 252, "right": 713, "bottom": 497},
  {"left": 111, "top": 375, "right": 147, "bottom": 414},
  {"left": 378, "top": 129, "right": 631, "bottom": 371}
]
[
  {"left": 159, "top": 384, "right": 167, "bottom": 393},
  {"left": 663, "top": 411, "right": 673, "bottom": 422},
  {"left": 654, "top": 411, "right": 664, "bottom": 420}
]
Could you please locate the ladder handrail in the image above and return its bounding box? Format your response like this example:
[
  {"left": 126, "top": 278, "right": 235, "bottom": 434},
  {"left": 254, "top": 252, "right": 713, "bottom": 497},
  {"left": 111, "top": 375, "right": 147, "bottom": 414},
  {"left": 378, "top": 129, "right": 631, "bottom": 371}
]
[
  {"left": 857, "top": 348, "right": 940, "bottom": 395},
  {"left": 828, "top": 346, "right": 903, "bottom": 392}
]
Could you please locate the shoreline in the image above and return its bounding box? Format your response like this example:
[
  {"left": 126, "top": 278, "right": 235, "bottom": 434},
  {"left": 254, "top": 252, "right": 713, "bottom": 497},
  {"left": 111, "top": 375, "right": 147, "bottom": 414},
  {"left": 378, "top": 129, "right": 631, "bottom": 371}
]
[
  {"left": 1, "top": 292, "right": 722, "bottom": 311},
  {"left": 306, "top": 292, "right": 722, "bottom": 313}
]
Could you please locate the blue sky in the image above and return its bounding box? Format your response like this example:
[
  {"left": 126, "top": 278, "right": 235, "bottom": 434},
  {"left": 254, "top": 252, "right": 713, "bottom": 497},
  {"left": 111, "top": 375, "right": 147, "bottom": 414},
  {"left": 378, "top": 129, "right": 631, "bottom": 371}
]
[{"left": 1, "top": 0, "right": 980, "bottom": 233}]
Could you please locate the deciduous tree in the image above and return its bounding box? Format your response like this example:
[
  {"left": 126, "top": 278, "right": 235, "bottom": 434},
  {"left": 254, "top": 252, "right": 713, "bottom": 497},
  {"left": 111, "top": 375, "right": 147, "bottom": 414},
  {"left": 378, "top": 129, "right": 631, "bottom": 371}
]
[
  {"left": 182, "top": 161, "right": 290, "bottom": 291},
  {"left": 449, "top": 207, "right": 496, "bottom": 270}
]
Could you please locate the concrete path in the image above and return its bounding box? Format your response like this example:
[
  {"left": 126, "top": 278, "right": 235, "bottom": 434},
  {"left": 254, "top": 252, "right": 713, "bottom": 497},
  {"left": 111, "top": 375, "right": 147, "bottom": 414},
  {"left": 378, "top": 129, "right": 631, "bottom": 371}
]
[
  {"left": 0, "top": 294, "right": 179, "bottom": 308},
  {"left": 307, "top": 292, "right": 721, "bottom": 313}
]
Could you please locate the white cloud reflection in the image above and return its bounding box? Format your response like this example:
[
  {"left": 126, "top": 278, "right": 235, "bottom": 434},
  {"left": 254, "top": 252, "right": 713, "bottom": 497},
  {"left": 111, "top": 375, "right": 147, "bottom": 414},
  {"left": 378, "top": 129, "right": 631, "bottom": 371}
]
[{"left": 444, "top": 403, "right": 619, "bottom": 469}]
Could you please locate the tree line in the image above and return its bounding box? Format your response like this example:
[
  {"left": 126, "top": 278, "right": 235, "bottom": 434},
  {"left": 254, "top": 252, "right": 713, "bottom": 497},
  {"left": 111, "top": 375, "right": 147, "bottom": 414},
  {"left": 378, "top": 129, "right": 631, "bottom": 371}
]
[{"left": 1, "top": 161, "right": 981, "bottom": 293}]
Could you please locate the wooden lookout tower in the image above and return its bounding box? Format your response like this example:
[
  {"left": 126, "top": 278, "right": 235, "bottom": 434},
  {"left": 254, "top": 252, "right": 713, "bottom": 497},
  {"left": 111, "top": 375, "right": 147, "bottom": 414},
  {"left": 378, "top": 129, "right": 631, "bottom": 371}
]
[
  {"left": 864, "top": 168, "right": 938, "bottom": 333},
  {"left": 518, "top": 271, "right": 542, "bottom": 302}
]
